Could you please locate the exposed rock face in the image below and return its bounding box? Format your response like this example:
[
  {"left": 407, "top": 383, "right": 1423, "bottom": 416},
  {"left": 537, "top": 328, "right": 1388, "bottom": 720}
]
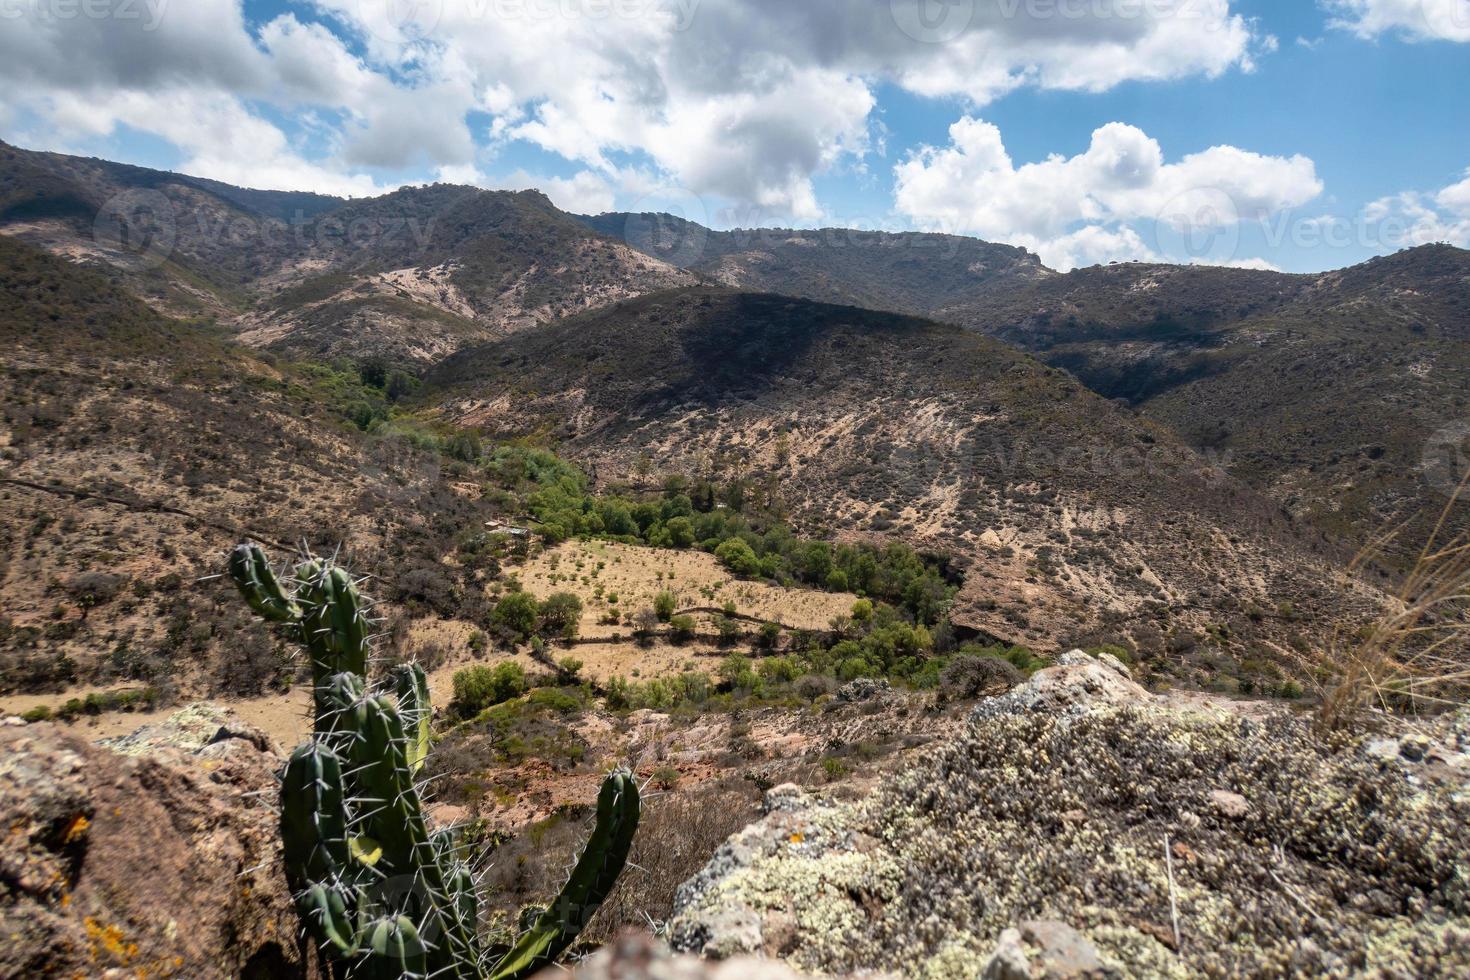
[
  {"left": 669, "top": 668, "right": 1470, "bottom": 978},
  {"left": 969, "top": 654, "right": 1151, "bottom": 720},
  {"left": 0, "top": 711, "right": 306, "bottom": 979}
]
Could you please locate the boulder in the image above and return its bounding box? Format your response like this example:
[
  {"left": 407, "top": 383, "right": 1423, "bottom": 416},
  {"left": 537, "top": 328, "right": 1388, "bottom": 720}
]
[
  {"left": 970, "top": 659, "right": 1151, "bottom": 721},
  {"left": 0, "top": 712, "right": 307, "bottom": 979}
]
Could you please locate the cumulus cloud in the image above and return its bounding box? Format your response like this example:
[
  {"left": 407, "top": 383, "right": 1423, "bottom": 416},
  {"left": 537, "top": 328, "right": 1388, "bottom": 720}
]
[
  {"left": 437, "top": 164, "right": 617, "bottom": 215},
  {"left": 892, "top": 117, "right": 1322, "bottom": 269},
  {"left": 1362, "top": 169, "right": 1470, "bottom": 247},
  {"left": 0, "top": 0, "right": 1271, "bottom": 217},
  {"left": 1324, "top": 1, "right": 1470, "bottom": 43}
]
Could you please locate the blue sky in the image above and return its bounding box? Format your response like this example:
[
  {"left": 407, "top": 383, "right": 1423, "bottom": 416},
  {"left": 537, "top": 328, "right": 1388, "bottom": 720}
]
[{"left": 2, "top": 1, "right": 1467, "bottom": 272}]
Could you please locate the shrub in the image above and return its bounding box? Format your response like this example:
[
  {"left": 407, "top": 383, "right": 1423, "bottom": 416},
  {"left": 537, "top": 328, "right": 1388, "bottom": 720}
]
[
  {"left": 653, "top": 590, "right": 677, "bottom": 622},
  {"left": 452, "top": 662, "right": 527, "bottom": 716},
  {"left": 21, "top": 705, "right": 51, "bottom": 723},
  {"left": 538, "top": 592, "right": 583, "bottom": 640},
  {"left": 715, "top": 615, "right": 742, "bottom": 645},
  {"left": 795, "top": 674, "right": 836, "bottom": 701},
  {"left": 940, "top": 655, "right": 1022, "bottom": 700},
  {"left": 669, "top": 615, "right": 696, "bottom": 642},
  {"left": 757, "top": 621, "right": 782, "bottom": 649},
  {"left": 491, "top": 590, "right": 540, "bottom": 642},
  {"left": 714, "top": 538, "right": 760, "bottom": 577}
]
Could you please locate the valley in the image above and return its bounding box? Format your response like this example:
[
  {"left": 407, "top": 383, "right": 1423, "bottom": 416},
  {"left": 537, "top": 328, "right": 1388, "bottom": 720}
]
[{"left": 1, "top": 142, "right": 1467, "bottom": 979}]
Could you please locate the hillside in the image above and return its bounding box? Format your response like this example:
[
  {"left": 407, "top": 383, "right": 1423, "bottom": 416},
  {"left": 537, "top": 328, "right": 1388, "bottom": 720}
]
[
  {"left": 427, "top": 287, "right": 1375, "bottom": 676},
  {"left": 0, "top": 236, "right": 498, "bottom": 699},
  {"left": 579, "top": 211, "right": 1049, "bottom": 315},
  {"left": 585, "top": 209, "right": 1470, "bottom": 560},
  {"left": 940, "top": 246, "right": 1470, "bottom": 560},
  {"left": 0, "top": 142, "right": 694, "bottom": 366}
]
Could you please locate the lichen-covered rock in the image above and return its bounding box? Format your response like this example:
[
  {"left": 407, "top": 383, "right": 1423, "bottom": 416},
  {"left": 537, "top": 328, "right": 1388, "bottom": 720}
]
[
  {"left": 546, "top": 931, "right": 811, "bottom": 979},
  {"left": 836, "top": 678, "right": 891, "bottom": 703},
  {"left": 970, "top": 659, "right": 1150, "bottom": 720},
  {"left": 0, "top": 712, "right": 306, "bottom": 979},
  {"left": 1094, "top": 651, "right": 1131, "bottom": 681},
  {"left": 670, "top": 701, "right": 1470, "bottom": 978}
]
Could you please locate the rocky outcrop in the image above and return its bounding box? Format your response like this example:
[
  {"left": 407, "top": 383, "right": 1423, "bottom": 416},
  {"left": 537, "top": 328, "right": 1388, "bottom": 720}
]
[
  {"left": 0, "top": 709, "right": 307, "bottom": 979},
  {"left": 669, "top": 665, "right": 1470, "bottom": 977},
  {"left": 970, "top": 652, "right": 1150, "bottom": 720}
]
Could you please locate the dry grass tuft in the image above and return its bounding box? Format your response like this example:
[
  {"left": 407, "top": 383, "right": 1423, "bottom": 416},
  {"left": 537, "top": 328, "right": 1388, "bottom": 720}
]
[{"left": 1318, "top": 473, "right": 1470, "bottom": 730}]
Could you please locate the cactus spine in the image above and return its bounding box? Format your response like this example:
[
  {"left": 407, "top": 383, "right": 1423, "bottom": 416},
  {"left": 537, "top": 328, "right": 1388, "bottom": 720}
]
[{"left": 230, "top": 543, "right": 639, "bottom": 979}]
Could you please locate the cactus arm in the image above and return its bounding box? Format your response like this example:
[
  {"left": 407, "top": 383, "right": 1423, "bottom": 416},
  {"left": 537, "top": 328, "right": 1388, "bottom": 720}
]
[
  {"left": 391, "top": 663, "right": 432, "bottom": 774},
  {"left": 487, "top": 769, "right": 641, "bottom": 980},
  {"left": 298, "top": 564, "right": 370, "bottom": 679},
  {"left": 228, "top": 543, "right": 301, "bottom": 624},
  {"left": 280, "top": 743, "right": 351, "bottom": 890},
  {"left": 356, "top": 916, "right": 428, "bottom": 980},
  {"left": 297, "top": 883, "right": 359, "bottom": 959},
  {"left": 347, "top": 694, "right": 483, "bottom": 977}
]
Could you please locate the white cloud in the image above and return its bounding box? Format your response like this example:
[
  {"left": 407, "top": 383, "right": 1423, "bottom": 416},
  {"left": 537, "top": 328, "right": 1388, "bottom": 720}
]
[
  {"left": 892, "top": 117, "right": 1320, "bottom": 269},
  {"left": 0, "top": 0, "right": 1274, "bottom": 219},
  {"left": 1324, "top": 1, "right": 1470, "bottom": 43},
  {"left": 437, "top": 165, "right": 617, "bottom": 215},
  {"left": 1362, "top": 169, "right": 1470, "bottom": 247}
]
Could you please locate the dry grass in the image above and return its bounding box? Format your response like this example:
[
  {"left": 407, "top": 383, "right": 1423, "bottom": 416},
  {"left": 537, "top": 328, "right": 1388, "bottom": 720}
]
[{"left": 1318, "top": 474, "right": 1470, "bottom": 730}]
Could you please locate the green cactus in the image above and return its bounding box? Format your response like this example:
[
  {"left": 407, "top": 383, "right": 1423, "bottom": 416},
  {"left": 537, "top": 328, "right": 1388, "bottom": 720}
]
[{"left": 229, "top": 543, "right": 639, "bottom": 980}]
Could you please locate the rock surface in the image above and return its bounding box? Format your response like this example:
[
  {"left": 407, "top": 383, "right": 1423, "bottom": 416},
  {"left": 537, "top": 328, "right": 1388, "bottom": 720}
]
[
  {"left": 969, "top": 656, "right": 1151, "bottom": 720},
  {"left": 0, "top": 712, "right": 307, "bottom": 979},
  {"left": 669, "top": 665, "right": 1470, "bottom": 978},
  {"left": 546, "top": 931, "right": 814, "bottom": 979}
]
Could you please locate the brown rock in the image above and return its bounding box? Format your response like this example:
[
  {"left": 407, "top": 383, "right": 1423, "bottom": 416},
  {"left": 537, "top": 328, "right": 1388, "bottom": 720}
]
[
  {"left": 0, "top": 720, "right": 307, "bottom": 979},
  {"left": 1208, "top": 789, "right": 1249, "bottom": 819}
]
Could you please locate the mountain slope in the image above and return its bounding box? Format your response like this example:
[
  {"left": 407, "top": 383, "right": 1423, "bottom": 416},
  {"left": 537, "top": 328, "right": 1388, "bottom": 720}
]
[
  {"left": 0, "top": 236, "right": 495, "bottom": 698},
  {"left": 587, "top": 208, "right": 1470, "bottom": 559},
  {"left": 941, "top": 246, "right": 1470, "bottom": 560},
  {"left": 578, "top": 211, "right": 1049, "bottom": 315},
  {"left": 0, "top": 142, "right": 695, "bottom": 366},
  {"left": 428, "top": 287, "right": 1374, "bottom": 662}
]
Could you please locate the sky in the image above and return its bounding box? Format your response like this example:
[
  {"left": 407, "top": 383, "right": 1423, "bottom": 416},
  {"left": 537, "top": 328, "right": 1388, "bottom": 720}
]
[{"left": 1, "top": 0, "right": 1467, "bottom": 272}]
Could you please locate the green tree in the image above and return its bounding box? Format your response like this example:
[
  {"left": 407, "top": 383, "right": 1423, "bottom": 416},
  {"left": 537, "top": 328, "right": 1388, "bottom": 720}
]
[
  {"left": 491, "top": 590, "right": 540, "bottom": 642},
  {"left": 538, "top": 592, "right": 584, "bottom": 640},
  {"left": 653, "top": 590, "right": 677, "bottom": 622},
  {"left": 451, "top": 661, "right": 527, "bottom": 715},
  {"left": 715, "top": 538, "right": 761, "bottom": 577},
  {"left": 665, "top": 516, "right": 696, "bottom": 548}
]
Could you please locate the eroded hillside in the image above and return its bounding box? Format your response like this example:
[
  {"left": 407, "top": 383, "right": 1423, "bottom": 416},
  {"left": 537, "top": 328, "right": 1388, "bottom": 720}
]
[{"left": 427, "top": 288, "right": 1377, "bottom": 674}]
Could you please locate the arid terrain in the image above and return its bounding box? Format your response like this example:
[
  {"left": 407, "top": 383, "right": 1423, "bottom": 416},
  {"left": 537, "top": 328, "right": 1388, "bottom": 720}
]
[{"left": 1, "top": 143, "right": 1467, "bottom": 979}]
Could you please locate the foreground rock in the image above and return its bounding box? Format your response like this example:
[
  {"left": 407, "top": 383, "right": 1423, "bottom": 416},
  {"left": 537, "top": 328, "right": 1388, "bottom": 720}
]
[
  {"left": 0, "top": 709, "right": 305, "bottom": 978},
  {"left": 545, "top": 931, "right": 815, "bottom": 979},
  {"left": 670, "top": 664, "right": 1470, "bottom": 977}
]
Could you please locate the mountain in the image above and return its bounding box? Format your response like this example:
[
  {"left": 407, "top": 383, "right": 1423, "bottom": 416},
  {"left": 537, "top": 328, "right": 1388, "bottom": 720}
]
[
  {"left": 0, "top": 236, "right": 496, "bottom": 698},
  {"left": 427, "top": 286, "right": 1371, "bottom": 660},
  {"left": 585, "top": 207, "right": 1470, "bottom": 561},
  {"left": 578, "top": 211, "right": 1050, "bottom": 315},
  {"left": 939, "top": 247, "right": 1470, "bottom": 562},
  {"left": 6, "top": 141, "right": 1465, "bottom": 562},
  {"left": 0, "top": 142, "right": 694, "bottom": 366}
]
